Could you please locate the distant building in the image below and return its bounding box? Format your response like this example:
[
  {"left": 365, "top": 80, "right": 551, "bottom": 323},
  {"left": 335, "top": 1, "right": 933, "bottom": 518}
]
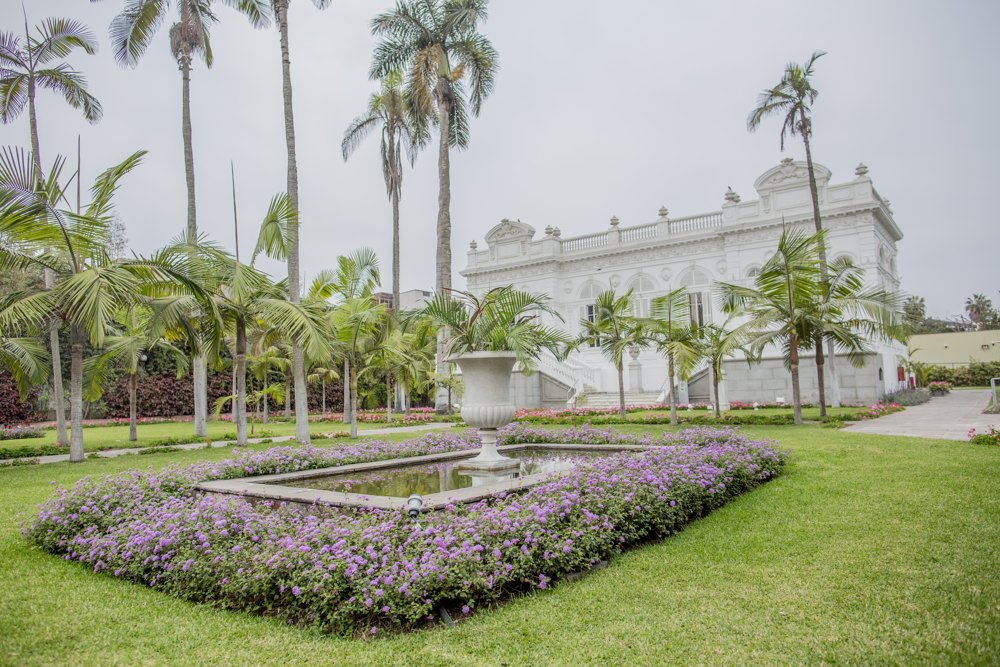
[
  {"left": 461, "top": 159, "right": 907, "bottom": 408},
  {"left": 910, "top": 331, "right": 1000, "bottom": 367},
  {"left": 397, "top": 289, "right": 433, "bottom": 312},
  {"left": 371, "top": 289, "right": 432, "bottom": 312}
]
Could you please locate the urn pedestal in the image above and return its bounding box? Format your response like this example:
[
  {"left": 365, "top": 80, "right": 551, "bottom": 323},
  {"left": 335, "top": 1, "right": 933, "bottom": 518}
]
[{"left": 448, "top": 352, "right": 520, "bottom": 471}]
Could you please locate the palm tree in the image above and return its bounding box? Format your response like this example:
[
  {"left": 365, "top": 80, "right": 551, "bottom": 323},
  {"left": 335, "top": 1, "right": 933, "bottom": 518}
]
[
  {"left": 0, "top": 17, "right": 102, "bottom": 447},
  {"left": 342, "top": 71, "right": 417, "bottom": 310},
  {"left": 810, "top": 256, "right": 906, "bottom": 415},
  {"left": 331, "top": 293, "right": 386, "bottom": 438},
  {"left": 717, "top": 227, "right": 823, "bottom": 425},
  {"left": 327, "top": 249, "right": 381, "bottom": 425},
  {"left": 99, "top": 0, "right": 269, "bottom": 438},
  {"left": 697, "top": 319, "right": 750, "bottom": 419},
  {"left": 84, "top": 307, "right": 188, "bottom": 441},
  {"left": 966, "top": 294, "right": 994, "bottom": 331},
  {"left": 647, "top": 287, "right": 703, "bottom": 425},
  {"left": 576, "top": 289, "right": 646, "bottom": 419},
  {"left": 263, "top": 0, "right": 333, "bottom": 446},
  {"left": 359, "top": 311, "right": 417, "bottom": 423},
  {"left": 0, "top": 150, "right": 207, "bottom": 460},
  {"left": 747, "top": 51, "right": 840, "bottom": 408},
  {"left": 370, "top": 0, "right": 498, "bottom": 298},
  {"left": 369, "top": 0, "right": 498, "bottom": 412},
  {"left": 307, "top": 365, "right": 339, "bottom": 416}
]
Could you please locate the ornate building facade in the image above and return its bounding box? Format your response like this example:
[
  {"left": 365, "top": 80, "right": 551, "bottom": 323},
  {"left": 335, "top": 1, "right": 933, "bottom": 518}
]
[{"left": 460, "top": 159, "right": 907, "bottom": 408}]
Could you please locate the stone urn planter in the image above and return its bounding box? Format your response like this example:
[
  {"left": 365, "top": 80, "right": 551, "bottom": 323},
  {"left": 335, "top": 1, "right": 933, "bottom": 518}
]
[{"left": 447, "top": 351, "right": 520, "bottom": 471}]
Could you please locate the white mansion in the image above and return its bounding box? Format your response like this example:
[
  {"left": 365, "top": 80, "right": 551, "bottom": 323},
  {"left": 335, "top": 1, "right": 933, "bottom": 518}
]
[{"left": 460, "top": 158, "right": 908, "bottom": 408}]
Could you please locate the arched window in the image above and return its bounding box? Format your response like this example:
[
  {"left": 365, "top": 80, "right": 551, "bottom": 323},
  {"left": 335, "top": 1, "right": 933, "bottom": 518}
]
[
  {"left": 679, "top": 267, "right": 712, "bottom": 327},
  {"left": 579, "top": 282, "right": 602, "bottom": 300},
  {"left": 745, "top": 266, "right": 761, "bottom": 279},
  {"left": 626, "top": 274, "right": 657, "bottom": 316},
  {"left": 579, "top": 282, "right": 603, "bottom": 347}
]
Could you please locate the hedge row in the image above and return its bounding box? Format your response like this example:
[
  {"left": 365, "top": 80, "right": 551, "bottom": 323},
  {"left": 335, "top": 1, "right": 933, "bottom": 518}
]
[{"left": 924, "top": 362, "right": 1000, "bottom": 387}]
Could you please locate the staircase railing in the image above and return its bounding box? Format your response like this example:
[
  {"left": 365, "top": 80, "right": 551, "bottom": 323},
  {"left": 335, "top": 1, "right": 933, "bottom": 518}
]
[{"left": 656, "top": 358, "right": 710, "bottom": 403}]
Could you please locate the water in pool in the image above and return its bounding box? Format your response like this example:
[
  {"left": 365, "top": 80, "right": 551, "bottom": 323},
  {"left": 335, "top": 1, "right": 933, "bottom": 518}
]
[{"left": 275, "top": 448, "right": 624, "bottom": 496}]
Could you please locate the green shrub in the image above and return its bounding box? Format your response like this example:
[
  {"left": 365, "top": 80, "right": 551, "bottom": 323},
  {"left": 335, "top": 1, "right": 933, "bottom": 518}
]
[
  {"left": 924, "top": 362, "right": 1000, "bottom": 387},
  {"left": 882, "top": 388, "right": 931, "bottom": 406}
]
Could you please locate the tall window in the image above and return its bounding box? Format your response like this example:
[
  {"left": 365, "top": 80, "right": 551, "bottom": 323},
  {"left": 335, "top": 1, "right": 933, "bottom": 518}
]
[
  {"left": 580, "top": 283, "right": 602, "bottom": 347},
  {"left": 626, "top": 274, "right": 657, "bottom": 317},
  {"left": 680, "top": 267, "right": 712, "bottom": 327}
]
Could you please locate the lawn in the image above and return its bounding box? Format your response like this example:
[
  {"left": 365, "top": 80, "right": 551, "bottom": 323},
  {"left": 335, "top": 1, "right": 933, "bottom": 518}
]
[
  {"left": 0, "top": 418, "right": 439, "bottom": 456},
  {"left": 1, "top": 426, "right": 998, "bottom": 665}
]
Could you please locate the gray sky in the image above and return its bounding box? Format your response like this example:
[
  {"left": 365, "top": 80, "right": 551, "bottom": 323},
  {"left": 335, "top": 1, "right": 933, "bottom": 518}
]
[{"left": 2, "top": 1, "right": 998, "bottom": 319}]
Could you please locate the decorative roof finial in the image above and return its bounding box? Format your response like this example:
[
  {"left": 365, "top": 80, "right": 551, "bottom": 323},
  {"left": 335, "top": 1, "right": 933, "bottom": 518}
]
[
  {"left": 552, "top": 227, "right": 562, "bottom": 237},
  {"left": 544, "top": 225, "right": 553, "bottom": 236},
  {"left": 469, "top": 240, "right": 478, "bottom": 250},
  {"left": 724, "top": 187, "right": 741, "bottom": 204},
  {"left": 855, "top": 162, "right": 869, "bottom": 177},
  {"left": 780, "top": 157, "right": 794, "bottom": 166},
  {"left": 610, "top": 215, "right": 619, "bottom": 228},
  {"left": 657, "top": 206, "right": 669, "bottom": 220}
]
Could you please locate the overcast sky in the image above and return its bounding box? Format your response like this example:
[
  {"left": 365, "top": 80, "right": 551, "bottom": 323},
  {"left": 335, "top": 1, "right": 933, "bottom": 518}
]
[{"left": 2, "top": 1, "right": 997, "bottom": 319}]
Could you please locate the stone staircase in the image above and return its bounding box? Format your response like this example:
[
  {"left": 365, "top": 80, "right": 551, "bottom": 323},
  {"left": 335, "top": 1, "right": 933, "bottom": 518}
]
[{"left": 575, "top": 390, "right": 664, "bottom": 409}]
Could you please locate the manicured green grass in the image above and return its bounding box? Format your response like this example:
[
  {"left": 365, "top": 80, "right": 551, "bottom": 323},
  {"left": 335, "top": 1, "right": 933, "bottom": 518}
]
[
  {"left": 1, "top": 426, "right": 998, "bottom": 665},
  {"left": 0, "top": 418, "right": 432, "bottom": 455}
]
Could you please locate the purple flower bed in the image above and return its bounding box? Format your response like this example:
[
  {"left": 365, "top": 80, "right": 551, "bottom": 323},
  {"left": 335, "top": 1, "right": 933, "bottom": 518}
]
[{"left": 22, "top": 426, "right": 786, "bottom": 636}]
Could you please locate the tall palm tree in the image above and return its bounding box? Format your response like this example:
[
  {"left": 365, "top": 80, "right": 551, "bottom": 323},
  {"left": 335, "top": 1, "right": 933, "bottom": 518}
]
[
  {"left": 99, "top": 0, "right": 270, "bottom": 438},
  {"left": 717, "top": 227, "right": 823, "bottom": 425},
  {"left": 331, "top": 293, "right": 386, "bottom": 438},
  {"left": 0, "top": 17, "right": 102, "bottom": 447},
  {"left": 0, "top": 150, "right": 207, "bottom": 460},
  {"left": 576, "top": 289, "right": 647, "bottom": 419},
  {"left": 342, "top": 71, "right": 417, "bottom": 310},
  {"left": 647, "top": 287, "right": 702, "bottom": 425},
  {"left": 261, "top": 0, "right": 332, "bottom": 445},
  {"left": 747, "top": 51, "right": 840, "bottom": 409},
  {"left": 370, "top": 0, "right": 497, "bottom": 298},
  {"left": 369, "top": 0, "right": 498, "bottom": 411}
]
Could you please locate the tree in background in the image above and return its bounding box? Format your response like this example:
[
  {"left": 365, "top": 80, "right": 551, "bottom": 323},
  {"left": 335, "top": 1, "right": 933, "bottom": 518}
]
[
  {"left": 717, "top": 228, "right": 823, "bottom": 425},
  {"left": 697, "top": 319, "right": 750, "bottom": 419},
  {"left": 966, "top": 294, "right": 998, "bottom": 331},
  {"left": 99, "top": 0, "right": 269, "bottom": 438},
  {"left": 342, "top": 71, "right": 418, "bottom": 311},
  {"left": 0, "top": 16, "right": 102, "bottom": 446},
  {"left": 747, "top": 51, "right": 842, "bottom": 408},
  {"left": 369, "top": 0, "right": 498, "bottom": 410},
  {"left": 576, "top": 289, "right": 646, "bottom": 419},
  {"left": 647, "top": 287, "right": 702, "bottom": 425}
]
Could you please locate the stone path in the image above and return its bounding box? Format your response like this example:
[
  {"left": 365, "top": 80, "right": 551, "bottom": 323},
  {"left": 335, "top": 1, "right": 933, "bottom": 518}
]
[
  {"left": 3, "top": 422, "right": 456, "bottom": 467},
  {"left": 843, "top": 389, "right": 997, "bottom": 441}
]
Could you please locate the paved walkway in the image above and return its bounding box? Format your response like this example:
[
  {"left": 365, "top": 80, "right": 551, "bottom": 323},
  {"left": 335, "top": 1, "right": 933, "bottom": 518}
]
[
  {"left": 3, "top": 422, "right": 456, "bottom": 467},
  {"left": 843, "top": 389, "right": 997, "bottom": 441}
]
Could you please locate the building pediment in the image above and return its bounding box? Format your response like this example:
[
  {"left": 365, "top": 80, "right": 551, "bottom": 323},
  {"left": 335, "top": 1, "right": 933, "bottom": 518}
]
[
  {"left": 754, "top": 158, "right": 831, "bottom": 195},
  {"left": 485, "top": 218, "right": 535, "bottom": 245}
]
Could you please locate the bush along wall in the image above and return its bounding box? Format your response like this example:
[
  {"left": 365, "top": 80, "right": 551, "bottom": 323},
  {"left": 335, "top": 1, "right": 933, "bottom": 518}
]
[
  {"left": 924, "top": 362, "right": 1000, "bottom": 387},
  {"left": 0, "top": 372, "right": 42, "bottom": 426},
  {"left": 22, "top": 426, "right": 786, "bottom": 636},
  {"left": 102, "top": 372, "right": 345, "bottom": 418}
]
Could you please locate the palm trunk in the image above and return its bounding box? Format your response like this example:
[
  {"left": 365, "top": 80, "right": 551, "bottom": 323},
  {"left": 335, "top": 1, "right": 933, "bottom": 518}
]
[
  {"left": 46, "top": 274, "right": 69, "bottom": 446},
  {"left": 712, "top": 364, "right": 721, "bottom": 419},
  {"left": 815, "top": 336, "right": 827, "bottom": 416},
  {"left": 668, "top": 353, "right": 678, "bottom": 426},
  {"left": 789, "top": 332, "right": 803, "bottom": 425},
  {"left": 262, "top": 388, "right": 269, "bottom": 424},
  {"left": 27, "top": 85, "right": 69, "bottom": 448},
  {"left": 69, "top": 325, "right": 85, "bottom": 462},
  {"left": 801, "top": 115, "right": 836, "bottom": 415},
  {"left": 284, "top": 371, "right": 292, "bottom": 419},
  {"left": 234, "top": 317, "right": 248, "bottom": 445},
  {"left": 386, "top": 377, "right": 392, "bottom": 423},
  {"left": 128, "top": 372, "right": 137, "bottom": 441},
  {"left": 433, "top": 81, "right": 453, "bottom": 412},
  {"left": 616, "top": 361, "right": 626, "bottom": 419},
  {"left": 275, "top": 0, "right": 310, "bottom": 445},
  {"left": 342, "top": 358, "right": 351, "bottom": 424},
  {"left": 321, "top": 378, "right": 326, "bottom": 415},
  {"left": 388, "top": 133, "right": 401, "bottom": 311},
  {"left": 827, "top": 340, "right": 841, "bottom": 407},
  {"left": 350, "top": 363, "right": 358, "bottom": 438}
]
